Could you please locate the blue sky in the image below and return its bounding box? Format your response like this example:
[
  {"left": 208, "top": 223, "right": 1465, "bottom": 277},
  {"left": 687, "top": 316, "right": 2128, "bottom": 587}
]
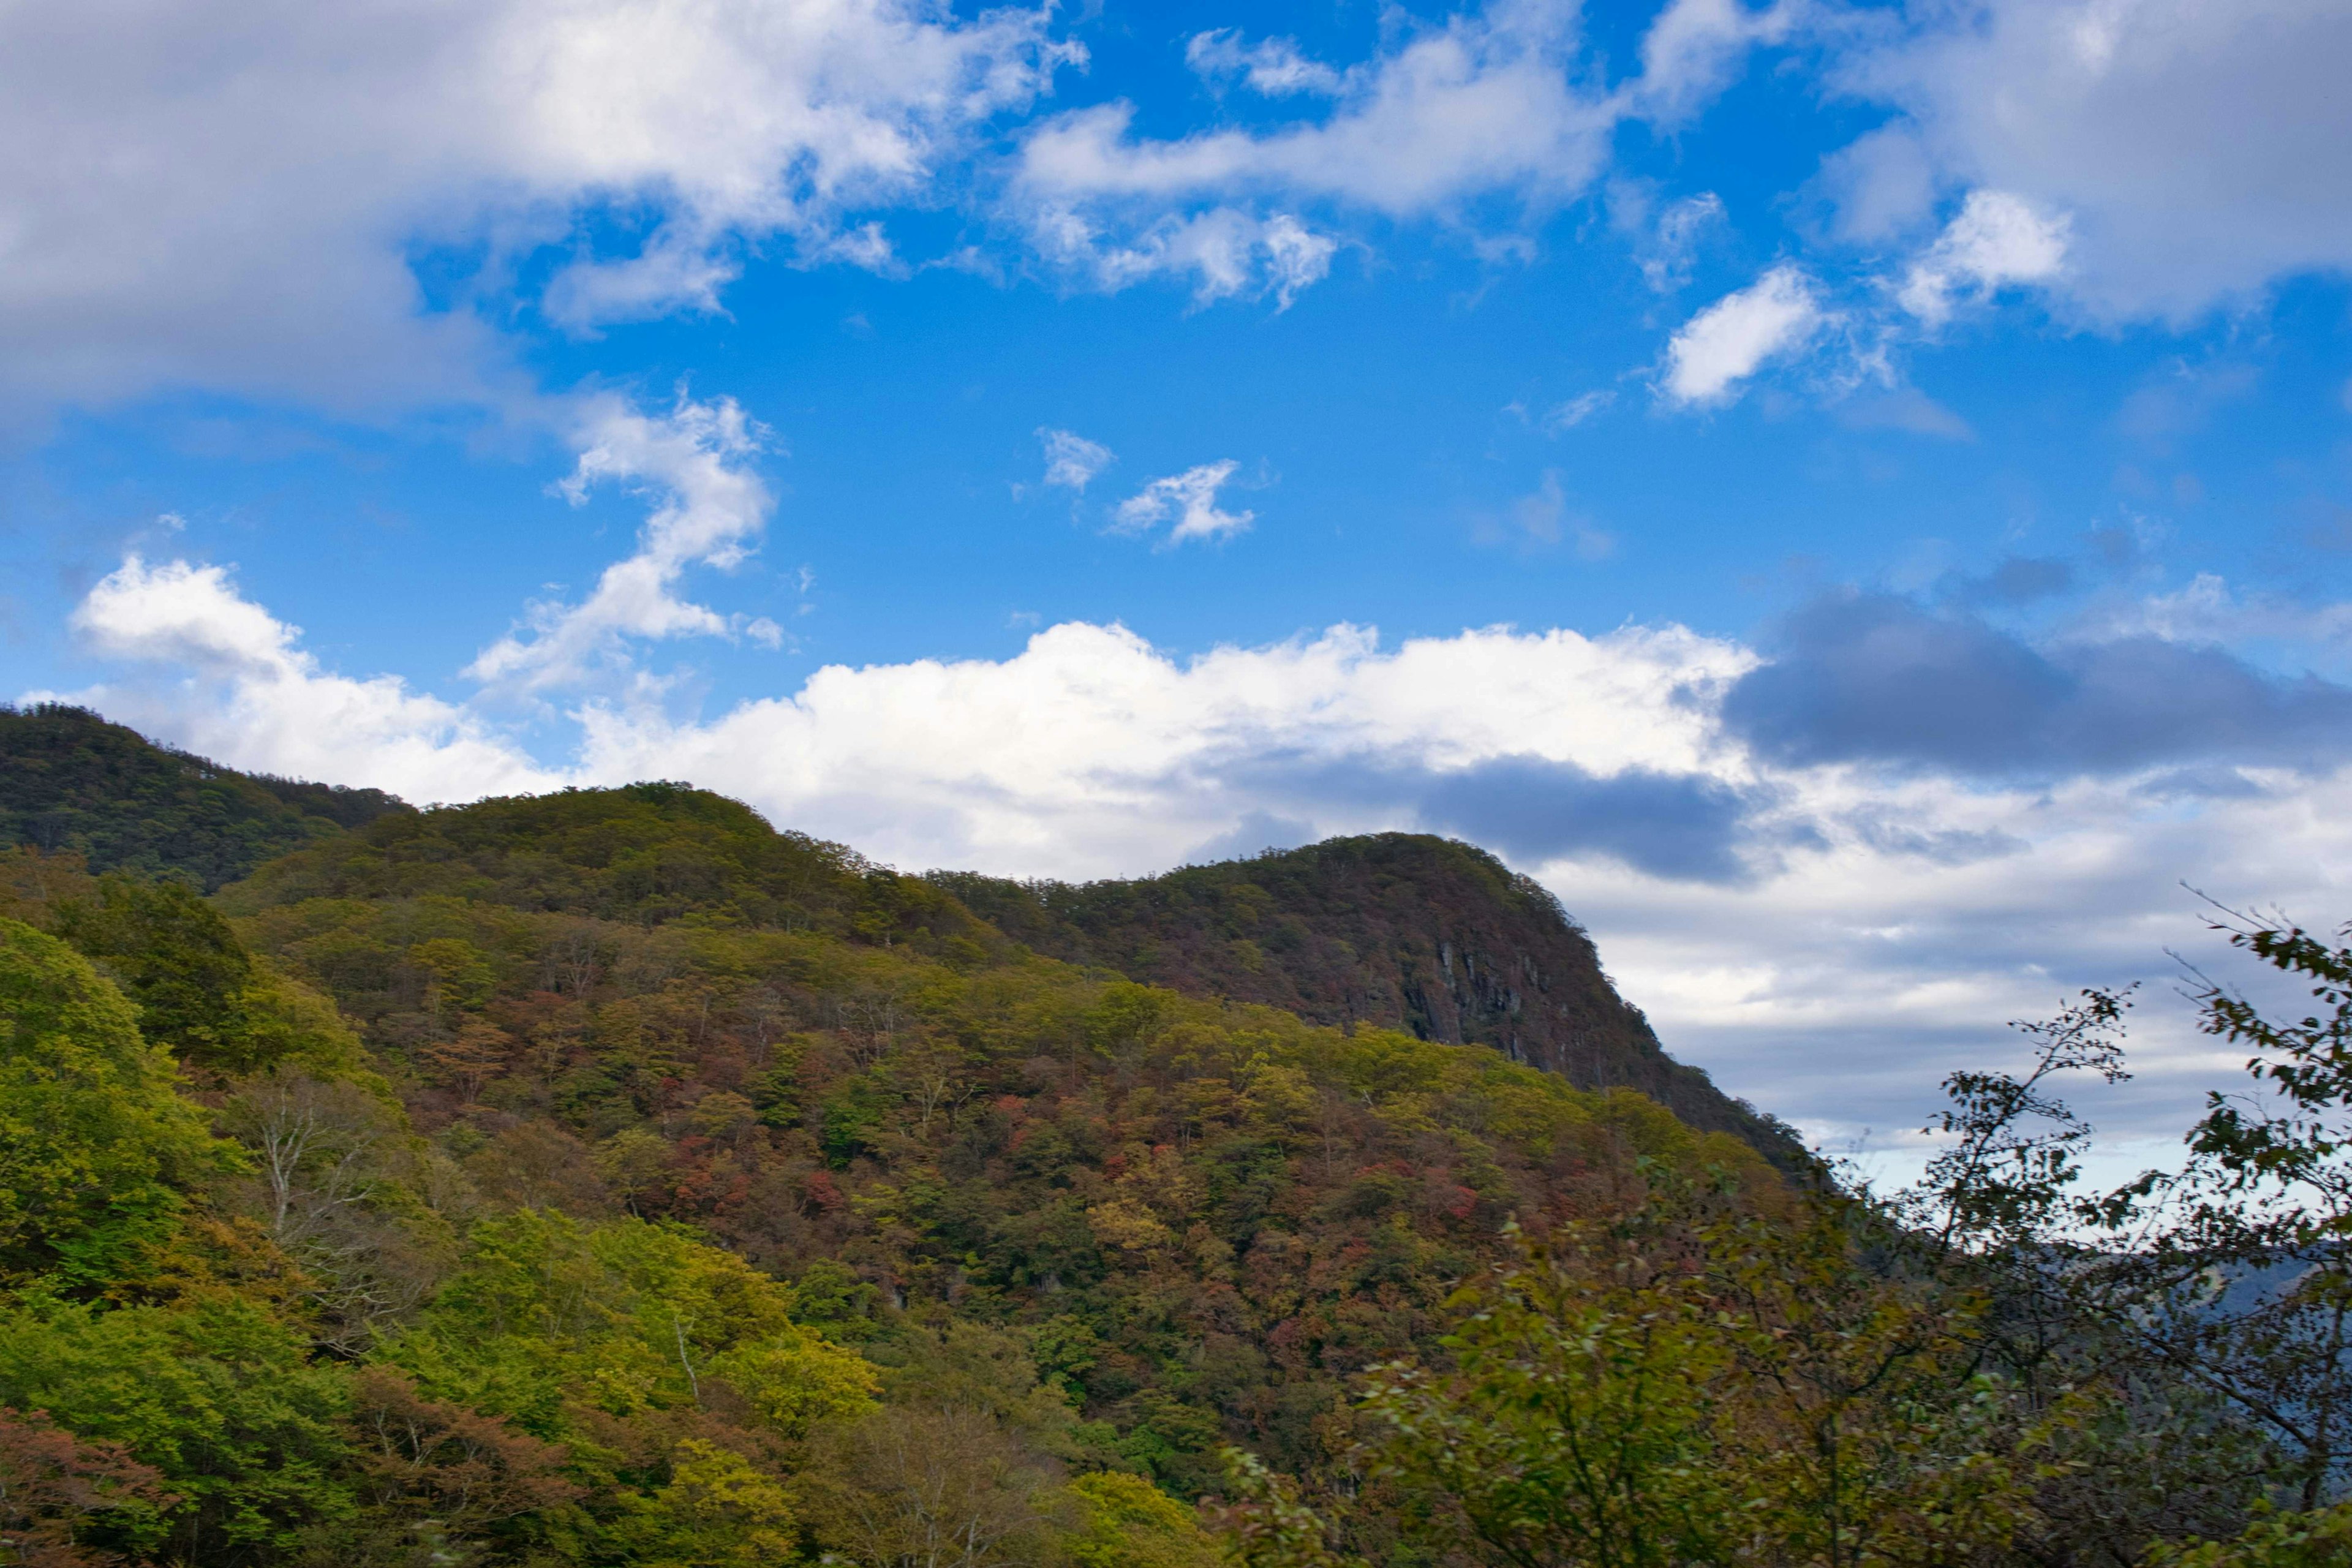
[{"left": 6, "top": 0, "right": 2351, "bottom": 1170}]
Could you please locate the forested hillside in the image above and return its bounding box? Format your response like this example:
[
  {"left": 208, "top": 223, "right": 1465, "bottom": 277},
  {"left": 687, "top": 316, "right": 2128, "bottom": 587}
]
[
  {"left": 0, "top": 784, "right": 1768, "bottom": 1566},
  {"left": 933, "top": 837, "right": 1798, "bottom": 1163},
  {"left": 0, "top": 705, "right": 409, "bottom": 890},
  {"left": 7, "top": 730, "right": 2351, "bottom": 1566}
]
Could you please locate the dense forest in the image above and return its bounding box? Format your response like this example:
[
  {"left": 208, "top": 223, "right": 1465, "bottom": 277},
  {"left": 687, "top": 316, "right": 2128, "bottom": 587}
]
[
  {"left": 1, "top": 707, "right": 2348, "bottom": 1566},
  {"left": 0, "top": 707, "right": 407, "bottom": 891}
]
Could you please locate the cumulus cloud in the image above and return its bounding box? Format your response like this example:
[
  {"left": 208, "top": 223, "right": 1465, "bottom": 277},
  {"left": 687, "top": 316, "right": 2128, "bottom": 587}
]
[
  {"left": 1037, "top": 427, "right": 1113, "bottom": 492},
  {"left": 467, "top": 394, "right": 775, "bottom": 696},
  {"left": 1011, "top": 0, "right": 1810, "bottom": 306},
  {"left": 1832, "top": 0, "right": 2352, "bottom": 319},
  {"left": 1019, "top": 6, "right": 1609, "bottom": 217},
  {"left": 51, "top": 549, "right": 2352, "bottom": 1163},
  {"left": 1016, "top": 0, "right": 1760, "bottom": 303},
  {"left": 1896, "top": 189, "right": 2071, "bottom": 324},
  {"left": 1660, "top": 265, "right": 1826, "bottom": 407},
  {"left": 54, "top": 557, "right": 553, "bottom": 802},
  {"left": 0, "top": 0, "right": 1076, "bottom": 415},
  {"left": 1112, "top": 461, "right": 1256, "bottom": 546},
  {"left": 1635, "top": 0, "right": 1803, "bottom": 126}
]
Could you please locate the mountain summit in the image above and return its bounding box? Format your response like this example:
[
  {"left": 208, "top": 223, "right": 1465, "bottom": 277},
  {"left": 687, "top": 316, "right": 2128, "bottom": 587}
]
[{"left": 935, "top": 837, "right": 1795, "bottom": 1162}]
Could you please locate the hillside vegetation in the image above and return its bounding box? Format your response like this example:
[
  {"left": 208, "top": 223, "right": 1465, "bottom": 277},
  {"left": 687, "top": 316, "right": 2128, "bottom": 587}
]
[
  {"left": 0, "top": 706, "right": 407, "bottom": 891},
  {"left": 4, "top": 732, "right": 2350, "bottom": 1566},
  {"left": 935, "top": 837, "right": 1796, "bottom": 1161}
]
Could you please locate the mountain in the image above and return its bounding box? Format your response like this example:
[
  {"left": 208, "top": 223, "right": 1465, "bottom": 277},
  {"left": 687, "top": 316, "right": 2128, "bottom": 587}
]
[
  {"left": 0, "top": 755, "right": 1788, "bottom": 1565},
  {"left": 931, "top": 837, "right": 1800, "bottom": 1165},
  {"left": 0, "top": 703, "right": 409, "bottom": 889},
  {"left": 1, "top": 710, "right": 1794, "bottom": 1163}
]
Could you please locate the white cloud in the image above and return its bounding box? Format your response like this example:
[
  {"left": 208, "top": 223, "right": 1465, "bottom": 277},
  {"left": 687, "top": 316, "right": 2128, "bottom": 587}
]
[
  {"left": 0, "top": 0, "right": 1076, "bottom": 417},
  {"left": 1635, "top": 0, "right": 1803, "bottom": 126},
  {"left": 1112, "top": 461, "right": 1256, "bottom": 546},
  {"left": 1897, "top": 189, "right": 2071, "bottom": 324},
  {"left": 55, "top": 557, "right": 554, "bottom": 802},
  {"left": 1018, "top": 5, "right": 1611, "bottom": 217},
  {"left": 1185, "top": 30, "right": 1346, "bottom": 97},
  {"left": 1030, "top": 203, "right": 1338, "bottom": 308},
  {"left": 466, "top": 394, "right": 775, "bottom": 695},
  {"left": 1833, "top": 0, "right": 2352, "bottom": 319},
  {"left": 1037, "top": 428, "right": 1114, "bottom": 492},
  {"left": 1660, "top": 265, "right": 1825, "bottom": 407},
  {"left": 1015, "top": 0, "right": 1678, "bottom": 303},
  {"left": 49, "top": 551, "right": 2352, "bottom": 1171}
]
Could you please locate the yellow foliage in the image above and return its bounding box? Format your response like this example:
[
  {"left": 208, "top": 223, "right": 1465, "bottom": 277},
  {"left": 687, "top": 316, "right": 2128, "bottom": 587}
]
[
  {"left": 1067, "top": 1470, "right": 1217, "bottom": 1568},
  {"left": 707, "top": 1327, "right": 880, "bottom": 1439}
]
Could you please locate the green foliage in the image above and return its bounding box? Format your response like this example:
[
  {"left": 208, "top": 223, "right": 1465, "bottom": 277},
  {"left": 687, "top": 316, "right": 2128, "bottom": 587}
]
[
  {"left": 219, "top": 783, "right": 993, "bottom": 953},
  {"left": 609, "top": 1437, "right": 797, "bottom": 1567},
  {"left": 2147, "top": 1502, "right": 2352, "bottom": 1567},
  {"left": 1065, "top": 1470, "right": 1216, "bottom": 1568},
  {"left": 50, "top": 875, "right": 372, "bottom": 1083},
  {"left": 0, "top": 1292, "right": 359, "bottom": 1562},
  {"left": 0, "top": 705, "right": 404, "bottom": 892},
  {"left": 1310, "top": 1186, "right": 2043, "bottom": 1568},
  {"left": 393, "top": 1211, "right": 875, "bottom": 1448},
  {"left": 0, "top": 919, "right": 239, "bottom": 1286}
]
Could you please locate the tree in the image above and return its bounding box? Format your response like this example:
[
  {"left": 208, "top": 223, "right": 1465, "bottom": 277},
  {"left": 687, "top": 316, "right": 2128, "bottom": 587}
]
[
  {"left": 0, "top": 1408, "right": 173, "bottom": 1567},
  {"left": 794, "top": 1406, "right": 1068, "bottom": 1568},
  {"left": 0, "top": 918, "right": 237, "bottom": 1287},
  {"left": 342, "top": 1366, "right": 579, "bottom": 1562},
  {"left": 1361, "top": 1190, "right": 2037, "bottom": 1568},
  {"left": 611, "top": 1439, "right": 793, "bottom": 1568},
  {"left": 1064, "top": 1471, "right": 1215, "bottom": 1568},
  {"left": 217, "top": 1072, "right": 443, "bottom": 1354}
]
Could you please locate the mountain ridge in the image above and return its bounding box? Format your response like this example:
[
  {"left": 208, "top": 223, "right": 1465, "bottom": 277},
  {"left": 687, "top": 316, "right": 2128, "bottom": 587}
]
[
  {"left": 932, "top": 838, "right": 1800, "bottom": 1164},
  {"left": 0, "top": 703, "right": 410, "bottom": 890},
  {"left": 2, "top": 705, "right": 1795, "bottom": 1164}
]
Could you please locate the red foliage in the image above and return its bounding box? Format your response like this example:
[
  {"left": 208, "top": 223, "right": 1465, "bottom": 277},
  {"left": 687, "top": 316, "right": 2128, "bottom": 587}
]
[
  {"left": 0, "top": 1408, "right": 173, "bottom": 1568},
  {"left": 347, "top": 1368, "right": 581, "bottom": 1536}
]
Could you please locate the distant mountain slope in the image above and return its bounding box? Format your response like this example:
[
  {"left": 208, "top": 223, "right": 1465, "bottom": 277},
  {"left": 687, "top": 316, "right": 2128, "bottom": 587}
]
[
  {"left": 0, "top": 704, "right": 409, "bottom": 889},
  {"left": 931, "top": 835, "right": 1803, "bottom": 1164}
]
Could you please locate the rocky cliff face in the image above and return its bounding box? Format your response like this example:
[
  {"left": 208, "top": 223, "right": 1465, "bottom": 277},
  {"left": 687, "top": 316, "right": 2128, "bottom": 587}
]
[{"left": 931, "top": 834, "right": 1806, "bottom": 1167}]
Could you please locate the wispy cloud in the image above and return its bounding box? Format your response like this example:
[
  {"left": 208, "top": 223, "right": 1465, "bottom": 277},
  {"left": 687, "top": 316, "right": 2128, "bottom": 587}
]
[
  {"left": 1544, "top": 389, "right": 1616, "bottom": 432},
  {"left": 1185, "top": 29, "right": 1345, "bottom": 97},
  {"left": 466, "top": 394, "right": 774, "bottom": 696},
  {"left": 1112, "top": 461, "right": 1256, "bottom": 546},
  {"left": 1037, "top": 427, "right": 1114, "bottom": 492}
]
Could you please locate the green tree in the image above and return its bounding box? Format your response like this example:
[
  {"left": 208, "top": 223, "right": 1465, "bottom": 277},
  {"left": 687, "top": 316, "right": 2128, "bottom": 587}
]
[
  {"left": 0, "top": 1294, "right": 358, "bottom": 1564},
  {"left": 0, "top": 919, "right": 237, "bottom": 1287},
  {"left": 1065, "top": 1471, "right": 1215, "bottom": 1568}
]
